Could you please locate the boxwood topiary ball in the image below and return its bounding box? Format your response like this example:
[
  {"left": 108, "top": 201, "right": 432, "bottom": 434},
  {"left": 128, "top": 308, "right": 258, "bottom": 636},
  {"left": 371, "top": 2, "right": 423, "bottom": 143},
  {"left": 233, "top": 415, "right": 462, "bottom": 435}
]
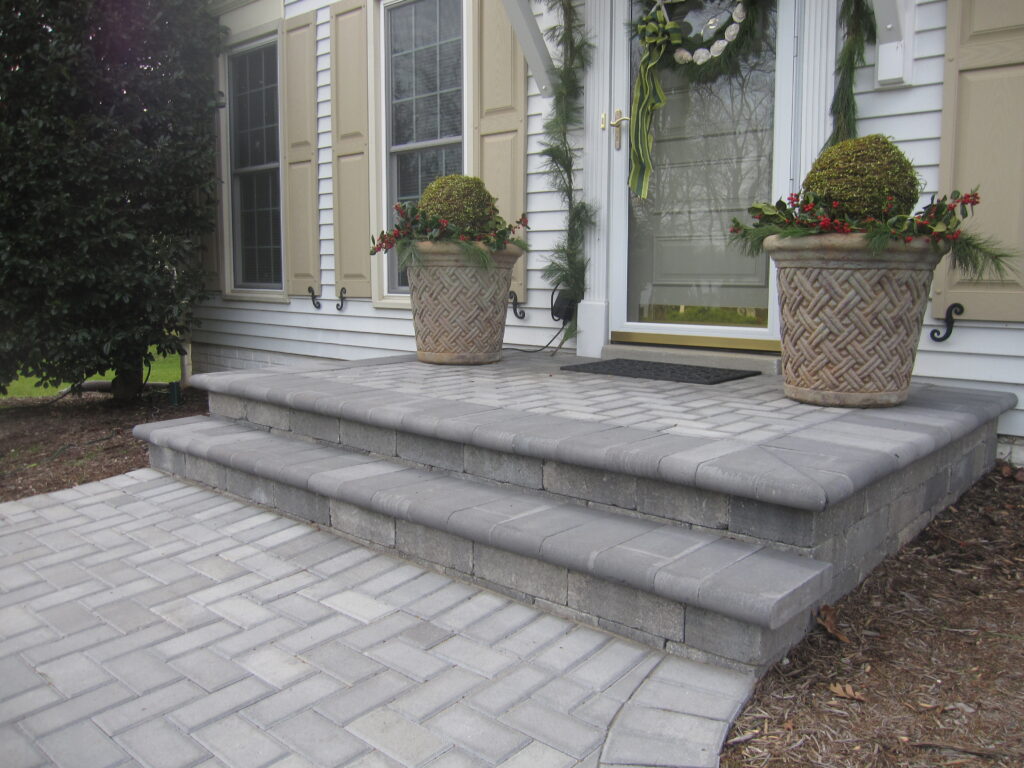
[
  {"left": 418, "top": 175, "right": 500, "bottom": 233},
  {"left": 802, "top": 134, "right": 921, "bottom": 220}
]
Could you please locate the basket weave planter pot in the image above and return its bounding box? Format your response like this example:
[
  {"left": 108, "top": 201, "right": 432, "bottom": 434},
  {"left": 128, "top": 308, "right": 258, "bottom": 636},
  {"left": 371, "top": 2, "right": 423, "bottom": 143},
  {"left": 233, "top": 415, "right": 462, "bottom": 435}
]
[
  {"left": 407, "top": 241, "right": 522, "bottom": 365},
  {"left": 764, "top": 234, "right": 946, "bottom": 407}
]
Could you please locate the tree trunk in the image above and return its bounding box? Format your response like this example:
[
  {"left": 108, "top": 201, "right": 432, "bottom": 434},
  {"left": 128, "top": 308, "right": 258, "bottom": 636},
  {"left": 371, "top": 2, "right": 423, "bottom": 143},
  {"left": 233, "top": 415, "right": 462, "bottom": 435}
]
[{"left": 111, "top": 359, "right": 144, "bottom": 401}]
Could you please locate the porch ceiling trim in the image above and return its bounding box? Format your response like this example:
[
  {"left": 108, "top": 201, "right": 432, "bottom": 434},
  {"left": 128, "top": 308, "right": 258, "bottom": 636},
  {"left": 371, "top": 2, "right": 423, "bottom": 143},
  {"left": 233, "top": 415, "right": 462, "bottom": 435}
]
[{"left": 499, "top": 0, "right": 554, "bottom": 96}]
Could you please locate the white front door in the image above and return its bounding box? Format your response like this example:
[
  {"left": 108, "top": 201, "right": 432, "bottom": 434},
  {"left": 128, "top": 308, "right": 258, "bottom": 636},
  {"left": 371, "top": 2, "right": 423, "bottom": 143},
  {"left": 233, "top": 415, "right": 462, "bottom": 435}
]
[{"left": 600, "top": 0, "right": 799, "bottom": 351}]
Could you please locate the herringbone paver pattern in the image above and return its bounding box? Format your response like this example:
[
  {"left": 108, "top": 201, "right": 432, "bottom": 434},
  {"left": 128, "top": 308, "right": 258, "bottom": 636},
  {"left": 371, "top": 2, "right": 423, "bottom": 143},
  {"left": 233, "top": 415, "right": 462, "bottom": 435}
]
[
  {"left": 300, "top": 356, "right": 844, "bottom": 442},
  {"left": 0, "top": 471, "right": 748, "bottom": 767}
]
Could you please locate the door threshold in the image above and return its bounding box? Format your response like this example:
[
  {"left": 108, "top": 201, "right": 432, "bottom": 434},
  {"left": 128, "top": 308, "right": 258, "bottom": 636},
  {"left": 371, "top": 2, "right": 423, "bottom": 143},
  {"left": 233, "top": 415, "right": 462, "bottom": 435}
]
[{"left": 603, "top": 342, "right": 781, "bottom": 375}]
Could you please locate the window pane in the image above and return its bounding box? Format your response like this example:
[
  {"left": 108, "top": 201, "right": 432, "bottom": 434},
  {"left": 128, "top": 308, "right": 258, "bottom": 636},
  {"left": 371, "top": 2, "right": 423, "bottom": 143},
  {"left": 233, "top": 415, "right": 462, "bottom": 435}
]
[
  {"left": 439, "top": 0, "right": 460, "bottom": 39},
  {"left": 414, "top": 95, "right": 438, "bottom": 141},
  {"left": 231, "top": 44, "right": 279, "bottom": 171},
  {"left": 438, "top": 40, "right": 461, "bottom": 90},
  {"left": 443, "top": 145, "right": 462, "bottom": 176},
  {"left": 230, "top": 42, "right": 282, "bottom": 289},
  {"left": 393, "top": 100, "right": 414, "bottom": 145},
  {"left": 414, "top": 47, "right": 438, "bottom": 96},
  {"left": 439, "top": 90, "right": 461, "bottom": 138},
  {"left": 392, "top": 52, "right": 414, "bottom": 100},
  {"left": 397, "top": 153, "right": 419, "bottom": 200},
  {"left": 414, "top": 0, "right": 438, "bottom": 48},
  {"left": 390, "top": 4, "right": 414, "bottom": 53},
  {"left": 263, "top": 46, "right": 277, "bottom": 88},
  {"left": 420, "top": 148, "right": 441, "bottom": 190},
  {"left": 236, "top": 169, "right": 282, "bottom": 288}
]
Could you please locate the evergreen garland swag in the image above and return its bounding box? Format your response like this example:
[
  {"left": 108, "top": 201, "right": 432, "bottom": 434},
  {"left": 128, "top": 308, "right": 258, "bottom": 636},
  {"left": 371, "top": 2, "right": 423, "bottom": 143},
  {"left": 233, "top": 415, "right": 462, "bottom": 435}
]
[
  {"left": 540, "top": 0, "right": 594, "bottom": 348},
  {"left": 826, "top": 0, "right": 876, "bottom": 148}
]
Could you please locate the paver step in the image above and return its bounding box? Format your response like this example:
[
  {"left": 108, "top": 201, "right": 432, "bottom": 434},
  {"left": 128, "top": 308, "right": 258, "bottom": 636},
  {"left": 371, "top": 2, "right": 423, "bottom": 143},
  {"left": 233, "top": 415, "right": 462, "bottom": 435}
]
[
  {"left": 192, "top": 364, "right": 851, "bottom": 516},
  {"left": 134, "top": 415, "right": 832, "bottom": 671}
]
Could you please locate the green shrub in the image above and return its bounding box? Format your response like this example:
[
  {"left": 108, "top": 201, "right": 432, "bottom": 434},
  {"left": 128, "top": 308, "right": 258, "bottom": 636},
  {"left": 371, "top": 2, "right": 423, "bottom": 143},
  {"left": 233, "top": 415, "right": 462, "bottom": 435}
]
[
  {"left": 418, "top": 175, "right": 501, "bottom": 233},
  {"left": 802, "top": 134, "right": 920, "bottom": 219},
  {"left": 0, "top": 0, "right": 222, "bottom": 399}
]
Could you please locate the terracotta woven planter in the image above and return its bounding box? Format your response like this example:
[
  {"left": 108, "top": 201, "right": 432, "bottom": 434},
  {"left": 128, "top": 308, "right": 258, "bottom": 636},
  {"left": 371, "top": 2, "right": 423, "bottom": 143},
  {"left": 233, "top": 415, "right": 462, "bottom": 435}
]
[
  {"left": 764, "top": 234, "right": 946, "bottom": 407},
  {"left": 407, "top": 241, "right": 522, "bottom": 365}
]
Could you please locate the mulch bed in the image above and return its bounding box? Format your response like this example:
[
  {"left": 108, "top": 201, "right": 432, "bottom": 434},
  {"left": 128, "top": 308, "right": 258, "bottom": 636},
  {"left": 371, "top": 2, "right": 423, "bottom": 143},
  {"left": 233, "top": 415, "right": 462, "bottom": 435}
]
[
  {"left": 1, "top": 390, "right": 1021, "bottom": 766},
  {"left": 722, "top": 460, "right": 1024, "bottom": 768},
  {"left": 0, "top": 388, "right": 208, "bottom": 502}
]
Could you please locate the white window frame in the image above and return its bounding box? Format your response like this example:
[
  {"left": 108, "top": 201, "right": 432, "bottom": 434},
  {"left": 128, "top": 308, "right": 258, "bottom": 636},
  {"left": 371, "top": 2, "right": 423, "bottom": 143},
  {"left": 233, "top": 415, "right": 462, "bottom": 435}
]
[
  {"left": 370, "top": 0, "right": 475, "bottom": 308},
  {"left": 217, "top": 23, "right": 289, "bottom": 303}
]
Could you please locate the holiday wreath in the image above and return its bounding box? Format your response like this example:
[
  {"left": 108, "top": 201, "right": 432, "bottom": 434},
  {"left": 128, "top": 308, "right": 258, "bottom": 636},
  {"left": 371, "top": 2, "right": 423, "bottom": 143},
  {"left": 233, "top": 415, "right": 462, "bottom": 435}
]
[
  {"left": 630, "top": 0, "right": 877, "bottom": 198},
  {"left": 630, "top": 0, "right": 774, "bottom": 198}
]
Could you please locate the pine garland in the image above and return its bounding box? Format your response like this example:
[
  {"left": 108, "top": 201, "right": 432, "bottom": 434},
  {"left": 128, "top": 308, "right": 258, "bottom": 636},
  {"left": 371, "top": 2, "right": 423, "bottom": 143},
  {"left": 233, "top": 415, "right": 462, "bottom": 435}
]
[
  {"left": 825, "top": 0, "right": 876, "bottom": 148},
  {"left": 540, "top": 0, "right": 594, "bottom": 347}
]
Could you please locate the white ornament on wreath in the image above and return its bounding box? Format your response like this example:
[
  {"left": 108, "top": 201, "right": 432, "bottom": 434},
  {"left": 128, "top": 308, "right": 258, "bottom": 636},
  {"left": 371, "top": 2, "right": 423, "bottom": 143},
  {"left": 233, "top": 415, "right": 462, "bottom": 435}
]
[
  {"left": 672, "top": 2, "right": 748, "bottom": 67},
  {"left": 673, "top": 48, "right": 693, "bottom": 64}
]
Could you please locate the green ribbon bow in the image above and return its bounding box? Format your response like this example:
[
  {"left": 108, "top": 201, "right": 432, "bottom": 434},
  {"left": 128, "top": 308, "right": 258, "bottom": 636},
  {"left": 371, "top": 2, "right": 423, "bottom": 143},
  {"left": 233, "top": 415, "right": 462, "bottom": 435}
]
[{"left": 629, "top": 6, "right": 682, "bottom": 199}]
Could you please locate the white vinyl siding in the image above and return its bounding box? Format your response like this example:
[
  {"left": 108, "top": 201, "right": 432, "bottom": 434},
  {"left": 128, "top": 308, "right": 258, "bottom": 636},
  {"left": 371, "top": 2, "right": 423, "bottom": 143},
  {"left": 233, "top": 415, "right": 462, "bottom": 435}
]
[
  {"left": 194, "top": 0, "right": 571, "bottom": 363},
  {"left": 846, "top": 0, "right": 1024, "bottom": 437}
]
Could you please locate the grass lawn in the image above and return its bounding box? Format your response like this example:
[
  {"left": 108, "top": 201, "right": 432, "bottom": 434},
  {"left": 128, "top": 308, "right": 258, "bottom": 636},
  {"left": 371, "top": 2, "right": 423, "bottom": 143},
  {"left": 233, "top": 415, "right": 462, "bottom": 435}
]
[{"left": 2, "top": 349, "right": 182, "bottom": 398}]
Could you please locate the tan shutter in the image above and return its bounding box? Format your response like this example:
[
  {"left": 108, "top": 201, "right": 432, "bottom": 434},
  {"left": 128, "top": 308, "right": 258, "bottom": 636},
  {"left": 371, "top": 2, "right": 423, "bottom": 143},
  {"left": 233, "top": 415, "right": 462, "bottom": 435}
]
[
  {"left": 932, "top": 0, "right": 1024, "bottom": 321},
  {"left": 473, "top": 0, "right": 528, "bottom": 302},
  {"left": 282, "top": 12, "right": 321, "bottom": 297},
  {"left": 331, "top": 0, "right": 372, "bottom": 298}
]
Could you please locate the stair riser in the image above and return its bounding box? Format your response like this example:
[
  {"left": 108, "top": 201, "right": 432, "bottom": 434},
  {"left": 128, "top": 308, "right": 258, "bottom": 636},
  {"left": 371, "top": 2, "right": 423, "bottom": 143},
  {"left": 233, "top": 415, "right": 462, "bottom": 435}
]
[
  {"left": 148, "top": 441, "right": 806, "bottom": 673},
  {"left": 206, "top": 392, "right": 999, "bottom": 582}
]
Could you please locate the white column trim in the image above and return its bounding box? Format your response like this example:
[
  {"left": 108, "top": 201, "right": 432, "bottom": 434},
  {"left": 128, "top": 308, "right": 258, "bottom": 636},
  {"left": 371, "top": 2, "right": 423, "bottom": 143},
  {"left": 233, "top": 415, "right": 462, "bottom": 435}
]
[
  {"left": 576, "top": 0, "right": 619, "bottom": 358},
  {"left": 794, "top": 0, "right": 839, "bottom": 182}
]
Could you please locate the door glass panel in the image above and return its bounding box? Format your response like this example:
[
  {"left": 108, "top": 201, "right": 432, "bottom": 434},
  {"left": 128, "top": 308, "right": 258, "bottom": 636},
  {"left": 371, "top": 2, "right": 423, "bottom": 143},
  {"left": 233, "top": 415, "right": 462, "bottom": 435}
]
[{"left": 628, "top": 2, "right": 776, "bottom": 327}]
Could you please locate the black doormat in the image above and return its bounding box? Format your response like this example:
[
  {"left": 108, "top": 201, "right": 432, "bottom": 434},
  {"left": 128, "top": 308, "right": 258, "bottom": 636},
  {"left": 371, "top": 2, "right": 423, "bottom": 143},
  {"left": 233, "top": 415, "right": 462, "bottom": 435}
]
[{"left": 561, "top": 358, "right": 760, "bottom": 385}]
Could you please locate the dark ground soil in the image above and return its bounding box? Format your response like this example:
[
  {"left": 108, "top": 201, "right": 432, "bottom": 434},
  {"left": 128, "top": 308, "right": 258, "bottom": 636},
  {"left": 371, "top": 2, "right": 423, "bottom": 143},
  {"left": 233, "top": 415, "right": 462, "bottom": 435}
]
[
  {"left": 1, "top": 390, "right": 1021, "bottom": 766},
  {"left": 0, "top": 388, "right": 208, "bottom": 502}
]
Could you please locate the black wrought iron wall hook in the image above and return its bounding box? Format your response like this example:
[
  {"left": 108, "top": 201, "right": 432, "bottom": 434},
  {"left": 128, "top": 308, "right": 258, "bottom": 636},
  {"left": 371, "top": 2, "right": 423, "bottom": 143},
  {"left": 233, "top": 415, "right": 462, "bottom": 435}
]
[{"left": 930, "top": 303, "right": 964, "bottom": 343}]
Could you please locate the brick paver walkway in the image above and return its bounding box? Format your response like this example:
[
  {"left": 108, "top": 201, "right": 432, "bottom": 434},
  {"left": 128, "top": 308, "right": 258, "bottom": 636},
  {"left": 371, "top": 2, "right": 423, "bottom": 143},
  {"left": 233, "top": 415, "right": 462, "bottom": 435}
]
[
  {"left": 300, "top": 354, "right": 844, "bottom": 442},
  {"left": 1, "top": 470, "right": 749, "bottom": 768}
]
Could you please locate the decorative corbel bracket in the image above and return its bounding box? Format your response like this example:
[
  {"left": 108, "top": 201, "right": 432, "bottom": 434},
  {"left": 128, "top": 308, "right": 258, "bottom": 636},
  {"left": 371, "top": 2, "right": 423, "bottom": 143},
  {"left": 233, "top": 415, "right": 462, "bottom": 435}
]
[
  {"left": 499, "top": 0, "right": 554, "bottom": 97},
  {"left": 867, "top": 0, "right": 915, "bottom": 88}
]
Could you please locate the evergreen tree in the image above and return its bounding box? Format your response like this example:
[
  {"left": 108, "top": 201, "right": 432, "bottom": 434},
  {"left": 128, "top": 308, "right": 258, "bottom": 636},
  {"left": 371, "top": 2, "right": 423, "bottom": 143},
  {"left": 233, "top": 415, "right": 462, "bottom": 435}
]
[{"left": 0, "top": 0, "right": 222, "bottom": 398}]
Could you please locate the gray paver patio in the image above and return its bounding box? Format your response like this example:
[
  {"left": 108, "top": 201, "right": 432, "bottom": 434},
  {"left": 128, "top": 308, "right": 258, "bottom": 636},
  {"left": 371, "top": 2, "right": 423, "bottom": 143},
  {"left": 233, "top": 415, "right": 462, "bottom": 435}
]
[{"left": 1, "top": 470, "right": 753, "bottom": 768}]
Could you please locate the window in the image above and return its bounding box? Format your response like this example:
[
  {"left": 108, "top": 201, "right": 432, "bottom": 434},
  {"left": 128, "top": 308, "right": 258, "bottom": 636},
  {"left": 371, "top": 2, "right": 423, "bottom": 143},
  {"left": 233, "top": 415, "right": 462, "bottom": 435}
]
[
  {"left": 385, "top": 0, "right": 463, "bottom": 292},
  {"left": 229, "top": 43, "right": 283, "bottom": 290}
]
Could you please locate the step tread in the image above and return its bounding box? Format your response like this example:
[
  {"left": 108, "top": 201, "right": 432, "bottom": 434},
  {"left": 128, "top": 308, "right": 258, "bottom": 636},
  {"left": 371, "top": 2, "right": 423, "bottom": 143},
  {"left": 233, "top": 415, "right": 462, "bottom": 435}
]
[
  {"left": 135, "top": 415, "right": 831, "bottom": 630},
  {"left": 191, "top": 364, "right": 1015, "bottom": 513}
]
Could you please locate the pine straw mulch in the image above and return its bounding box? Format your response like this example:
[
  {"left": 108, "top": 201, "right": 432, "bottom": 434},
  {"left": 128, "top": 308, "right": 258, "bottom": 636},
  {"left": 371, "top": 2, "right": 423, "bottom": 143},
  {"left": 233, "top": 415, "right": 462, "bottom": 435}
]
[
  {"left": 721, "top": 460, "right": 1024, "bottom": 768},
  {"left": 0, "top": 388, "right": 208, "bottom": 503}
]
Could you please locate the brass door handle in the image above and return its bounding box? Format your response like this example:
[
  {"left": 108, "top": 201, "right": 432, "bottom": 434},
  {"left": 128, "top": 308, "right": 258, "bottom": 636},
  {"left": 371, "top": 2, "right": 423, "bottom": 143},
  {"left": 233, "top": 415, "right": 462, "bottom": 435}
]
[{"left": 609, "top": 109, "right": 630, "bottom": 150}]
